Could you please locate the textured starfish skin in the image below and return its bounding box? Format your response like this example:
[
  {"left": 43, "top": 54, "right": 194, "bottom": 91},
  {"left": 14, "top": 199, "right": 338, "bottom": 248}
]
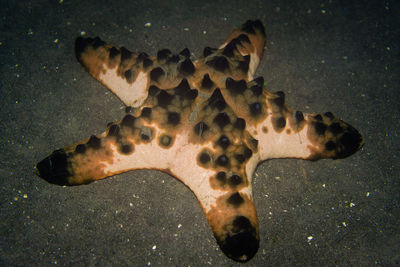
[{"left": 36, "top": 20, "right": 363, "bottom": 262}]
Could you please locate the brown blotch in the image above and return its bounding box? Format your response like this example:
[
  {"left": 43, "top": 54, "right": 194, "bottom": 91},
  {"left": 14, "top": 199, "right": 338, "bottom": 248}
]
[
  {"left": 272, "top": 117, "right": 286, "bottom": 132},
  {"left": 159, "top": 135, "right": 173, "bottom": 148},
  {"left": 119, "top": 144, "right": 134, "bottom": 155},
  {"left": 209, "top": 171, "right": 228, "bottom": 190},
  {"left": 139, "top": 127, "right": 153, "bottom": 142},
  {"left": 262, "top": 126, "right": 268, "bottom": 133}
]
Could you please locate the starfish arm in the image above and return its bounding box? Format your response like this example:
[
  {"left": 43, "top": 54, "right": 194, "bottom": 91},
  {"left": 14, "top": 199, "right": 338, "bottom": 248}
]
[
  {"left": 252, "top": 109, "right": 364, "bottom": 161},
  {"left": 244, "top": 89, "right": 364, "bottom": 160},
  {"left": 209, "top": 76, "right": 363, "bottom": 161},
  {"left": 164, "top": 139, "right": 260, "bottom": 262},
  {"left": 35, "top": 114, "right": 176, "bottom": 185},
  {"left": 218, "top": 20, "right": 266, "bottom": 78},
  {"left": 75, "top": 37, "right": 198, "bottom": 107}
]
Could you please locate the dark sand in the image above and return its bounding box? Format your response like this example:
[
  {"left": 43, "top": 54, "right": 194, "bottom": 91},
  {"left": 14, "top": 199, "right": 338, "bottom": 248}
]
[{"left": 1, "top": 0, "right": 399, "bottom": 265}]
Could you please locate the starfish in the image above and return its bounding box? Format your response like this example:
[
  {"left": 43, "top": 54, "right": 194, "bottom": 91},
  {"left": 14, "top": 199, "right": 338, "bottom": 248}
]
[{"left": 36, "top": 20, "right": 363, "bottom": 262}]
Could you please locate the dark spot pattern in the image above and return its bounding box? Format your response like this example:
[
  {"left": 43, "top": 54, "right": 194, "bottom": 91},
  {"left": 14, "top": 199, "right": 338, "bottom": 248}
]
[
  {"left": 207, "top": 89, "right": 226, "bottom": 110},
  {"left": 87, "top": 135, "right": 101, "bottom": 149},
  {"left": 235, "top": 154, "right": 246, "bottom": 163},
  {"left": 237, "top": 56, "right": 250, "bottom": 74},
  {"left": 203, "top": 47, "right": 216, "bottom": 57},
  {"left": 201, "top": 74, "right": 214, "bottom": 89},
  {"left": 217, "top": 135, "right": 231, "bottom": 150},
  {"left": 243, "top": 147, "right": 252, "bottom": 159},
  {"left": 324, "top": 112, "right": 334, "bottom": 119},
  {"left": 157, "top": 90, "right": 173, "bottom": 107},
  {"left": 157, "top": 49, "right": 172, "bottom": 61},
  {"left": 272, "top": 91, "right": 285, "bottom": 108},
  {"left": 125, "top": 106, "right": 133, "bottom": 113},
  {"left": 139, "top": 127, "right": 153, "bottom": 142},
  {"left": 75, "top": 144, "right": 86, "bottom": 154},
  {"left": 314, "top": 114, "right": 323, "bottom": 121},
  {"left": 150, "top": 67, "right": 165, "bottom": 82},
  {"left": 206, "top": 56, "right": 229, "bottom": 72},
  {"left": 159, "top": 135, "right": 172, "bottom": 148},
  {"left": 226, "top": 78, "right": 247, "bottom": 95},
  {"left": 273, "top": 117, "right": 286, "bottom": 130},
  {"left": 254, "top": 76, "right": 264, "bottom": 87},
  {"left": 227, "top": 192, "right": 244, "bottom": 207},
  {"left": 120, "top": 144, "right": 133, "bottom": 154},
  {"left": 194, "top": 122, "right": 209, "bottom": 136},
  {"left": 109, "top": 47, "right": 120, "bottom": 59},
  {"left": 175, "top": 78, "right": 191, "bottom": 94},
  {"left": 137, "top": 52, "right": 149, "bottom": 62},
  {"left": 142, "top": 58, "right": 153, "bottom": 69},
  {"left": 241, "top": 19, "right": 266, "bottom": 37},
  {"left": 124, "top": 69, "right": 133, "bottom": 82},
  {"left": 214, "top": 112, "right": 231, "bottom": 128},
  {"left": 120, "top": 47, "right": 132, "bottom": 62},
  {"left": 168, "top": 112, "right": 181, "bottom": 125},
  {"left": 216, "top": 155, "right": 229, "bottom": 166},
  {"left": 179, "top": 48, "right": 190, "bottom": 58},
  {"left": 295, "top": 111, "right": 304, "bottom": 123},
  {"left": 121, "top": 115, "right": 136, "bottom": 129},
  {"left": 328, "top": 122, "right": 343, "bottom": 134},
  {"left": 234, "top": 118, "right": 246, "bottom": 130},
  {"left": 325, "top": 141, "right": 336, "bottom": 150},
  {"left": 141, "top": 107, "right": 152, "bottom": 119},
  {"left": 249, "top": 102, "right": 262, "bottom": 116},
  {"left": 229, "top": 175, "right": 242, "bottom": 185},
  {"left": 179, "top": 59, "right": 195, "bottom": 76},
  {"left": 219, "top": 215, "right": 259, "bottom": 262},
  {"left": 314, "top": 122, "right": 327, "bottom": 135},
  {"left": 107, "top": 124, "right": 120, "bottom": 137},
  {"left": 148, "top": 85, "right": 160, "bottom": 96},
  {"left": 36, "top": 149, "right": 71, "bottom": 186},
  {"left": 199, "top": 152, "right": 211, "bottom": 165},
  {"left": 217, "top": 172, "right": 227, "bottom": 182}
]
